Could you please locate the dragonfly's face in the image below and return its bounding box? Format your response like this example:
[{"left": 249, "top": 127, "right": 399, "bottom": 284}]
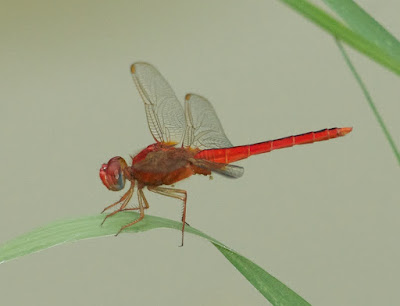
[{"left": 99, "top": 156, "right": 128, "bottom": 191}]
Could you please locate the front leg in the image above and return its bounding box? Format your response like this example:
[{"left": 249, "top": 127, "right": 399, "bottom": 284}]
[{"left": 101, "top": 182, "right": 134, "bottom": 225}]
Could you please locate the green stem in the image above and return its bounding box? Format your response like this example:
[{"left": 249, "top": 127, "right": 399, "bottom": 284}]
[{"left": 335, "top": 38, "right": 400, "bottom": 165}]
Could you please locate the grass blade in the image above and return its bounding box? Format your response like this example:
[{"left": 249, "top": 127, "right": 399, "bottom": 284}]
[
  {"left": 214, "top": 244, "right": 310, "bottom": 305},
  {"left": 279, "top": 0, "right": 400, "bottom": 76},
  {"left": 0, "top": 212, "right": 310, "bottom": 305},
  {"left": 335, "top": 39, "right": 400, "bottom": 165},
  {"left": 323, "top": 0, "right": 400, "bottom": 62}
]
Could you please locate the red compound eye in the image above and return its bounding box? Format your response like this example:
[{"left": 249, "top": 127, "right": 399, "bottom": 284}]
[{"left": 99, "top": 156, "right": 128, "bottom": 191}]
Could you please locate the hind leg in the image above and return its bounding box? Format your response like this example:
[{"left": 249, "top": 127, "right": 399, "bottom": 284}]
[{"left": 148, "top": 186, "right": 187, "bottom": 246}]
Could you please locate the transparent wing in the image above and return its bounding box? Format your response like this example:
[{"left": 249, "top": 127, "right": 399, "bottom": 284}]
[
  {"left": 131, "top": 62, "right": 185, "bottom": 144},
  {"left": 183, "top": 94, "right": 233, "bottom": 149},
  {"left": 190, "top": 158, "right": 244, "bottom": 178},
  {"left": 209, "top": 163, "right": 244, "bottom": 178}
]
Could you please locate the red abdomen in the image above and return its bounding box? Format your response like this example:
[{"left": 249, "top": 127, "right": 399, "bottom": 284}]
[{"left": 194, "top": 127, "right": 352, "bottom": 164}]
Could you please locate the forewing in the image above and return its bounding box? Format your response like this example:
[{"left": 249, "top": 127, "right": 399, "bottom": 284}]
[
  {"left": 183, "top": 94, "right": 233, "bottom": 149},
  {"left": 131, "top": 63, "right": 185, "bottom": 144}
]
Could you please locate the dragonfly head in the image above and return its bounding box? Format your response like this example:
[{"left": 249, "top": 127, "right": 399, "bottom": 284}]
[{"left": 99, "top": 156, "right": 128, "bottom": 191}]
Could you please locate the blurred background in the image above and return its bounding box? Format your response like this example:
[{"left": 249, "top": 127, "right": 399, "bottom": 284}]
[{"left": 0, "top": 0, "right": 399, "bottom": 305}]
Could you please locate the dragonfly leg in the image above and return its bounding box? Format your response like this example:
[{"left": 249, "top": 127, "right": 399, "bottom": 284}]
[
  {"left": 115, "top": 188, "right": 147, "bottom": 236},
  {"left": 119, "top": 189, "right": 150, "bottom": 211},
  {"left": 148, "top": 186, "right": 187, "bottom": 246},
  {"left": 101, "top": 183, "right": 134, "bottom": 226},
  {"left": 101, "top": 181, "right": 135, "bottom": 213}
]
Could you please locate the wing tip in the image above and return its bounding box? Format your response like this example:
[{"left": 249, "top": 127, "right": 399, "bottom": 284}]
[{"left": 130, "top": 64, "right": 136, "bottom": 74}]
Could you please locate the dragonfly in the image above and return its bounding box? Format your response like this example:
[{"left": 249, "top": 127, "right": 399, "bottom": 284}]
[{"left": 99, "top": 62, "right": 352, "bottom": 245}]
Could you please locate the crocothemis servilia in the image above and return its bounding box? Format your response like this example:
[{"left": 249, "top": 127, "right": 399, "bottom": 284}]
[{"left": 99, "top": 63, "right": 352, "bottom": 245}]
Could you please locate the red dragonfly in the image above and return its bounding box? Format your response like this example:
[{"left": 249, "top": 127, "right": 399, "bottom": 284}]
[{"left": 100, "top": 62, "right": 352, "bottom": 245}]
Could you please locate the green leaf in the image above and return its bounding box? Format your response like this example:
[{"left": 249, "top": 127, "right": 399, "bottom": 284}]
[
  {"left": 215, "top": 244, "right": 310, "bottom": 305},
  {"left": 279, "top": 0, "right": 400, "bottom": 76},
  {"left": 335, "top": 39, "right": 400, "bottom": 165},
  {"left": 323, "top": 0, "right": 400, "bottom": 62},
  {"left": 279, "top": 0, "right": 400, "bottom": 165},
  {"left": 0, "top": 212, "right": 310, "bottom": 305}
]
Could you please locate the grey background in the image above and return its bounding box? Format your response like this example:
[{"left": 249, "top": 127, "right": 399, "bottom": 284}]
[{"left": 1, "top": 0, "right": 399, "bottom": 305}]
